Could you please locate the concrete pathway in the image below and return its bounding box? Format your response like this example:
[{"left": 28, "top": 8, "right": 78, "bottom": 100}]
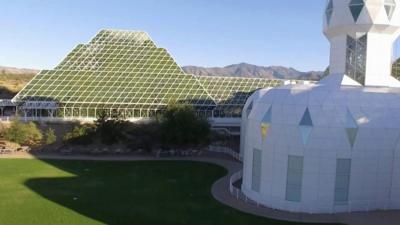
[{"left": 1, "top": 152, "right": 400, "bottom": 225}]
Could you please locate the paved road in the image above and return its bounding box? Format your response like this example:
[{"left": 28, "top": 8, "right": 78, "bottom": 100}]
[{"left": 1, "top": 152, "right": 400, "bottom": 225}]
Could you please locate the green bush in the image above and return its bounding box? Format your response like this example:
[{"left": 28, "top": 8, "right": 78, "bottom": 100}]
[
  {"left": 44, "top": 128, "right": 57, "bottom": 145},
  {"left": 63, "top": 125, "right": 94, "bottom": 145},
  {"left": 126, "top": 122, "right": 160, "bottom": 152},
  {"left": 3, "top": 119, "right": 43, "bottom": 145},
  {"left": 159, "top": 104, "right": 210, "bottom": 149},
  {"left": 95, "top": 110, "right": 129, "bottom": 145}
]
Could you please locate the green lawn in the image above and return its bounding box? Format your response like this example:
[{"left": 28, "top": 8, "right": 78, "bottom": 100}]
[{"left": 0, "top": 159, "right": 338, "bottom": 225}]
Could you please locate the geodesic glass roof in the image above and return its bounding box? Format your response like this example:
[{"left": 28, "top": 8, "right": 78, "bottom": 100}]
[
  {"left": 197, "top": 76, "right": 282, "bottom": 108},
  {"left": 14, "top": 30, "right": 215, "bottom": 110},
  {"left": 13, "top": 30, "right": 285, "bottom": 117}
]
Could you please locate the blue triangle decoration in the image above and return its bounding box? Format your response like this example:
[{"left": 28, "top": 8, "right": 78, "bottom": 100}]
[
  {"left": 346, "top": 109, "right": 358, "bottom": 128},
  {"left": 299, "top": 126, "right": 312, "bottom": 145},
  {"left": 262, "top": 106, "right": 272, "bottom": 124},
  {"left": 260, "top": 106, "right": 272, "bottom": 139},
  {"left": 346, "top": 128, "right": 358, "bottom": 147},
  {"left": 349, "top": 0, "right": 365, "bottom": 22},
  {"left": 299, "top": 108, "right": 313, "bottom": 126},
  {"left": 299, "top": 108, "right": 313, "bottom": 145},
  {"left": 345, "top": 109, "right": 358, "bottom": 148}
]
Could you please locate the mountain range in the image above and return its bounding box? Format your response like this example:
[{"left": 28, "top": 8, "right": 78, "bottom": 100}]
[
  {"left": 0, "top": 63, "right": 325, "bottom": 81},
  {"left": 0, "top": 66, "right": 38, "bottom": 75},
  {"left": 182, "top": 63, "right": 325, "bottom": 80}
]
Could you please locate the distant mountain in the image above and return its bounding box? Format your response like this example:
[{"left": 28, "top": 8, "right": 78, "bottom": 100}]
[
  {"left": 183, "top": 63, "right": 325, "bottom": 80},
  {"left": 0, "top": 66, "right": 39, "bottom": 75},
  {"left": 0, "top": 66, "right": 38, "bottom": 99}
]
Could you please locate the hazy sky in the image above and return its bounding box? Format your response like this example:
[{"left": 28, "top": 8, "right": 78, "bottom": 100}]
[{"left": 1, "top": 0, "right": 330, "bottom": 71}]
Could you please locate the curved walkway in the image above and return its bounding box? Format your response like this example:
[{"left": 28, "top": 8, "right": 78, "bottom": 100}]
[{"left": 1, "top": 152, "right": 400, "bottom": 225}]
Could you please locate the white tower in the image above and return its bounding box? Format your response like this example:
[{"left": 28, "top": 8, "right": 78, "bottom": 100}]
[{"left": 323, "top": 0, "right": 400, "bottom": 87}]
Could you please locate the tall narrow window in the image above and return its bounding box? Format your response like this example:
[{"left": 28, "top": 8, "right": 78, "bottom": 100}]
[
  {"left": 334, "top": 159, "right": 352, "bottom": 205},
  {"left": 286, "top": 156, "right": 304, "bottom": 202},
  {"left": 252, "top": 148, "right": 262, "bottom": 192},
  {"left": 246, "top": 101, "right": 253, "bottom": 118},
  {"left": 346, "top": 34, "right": 367, "bottom": 85}
]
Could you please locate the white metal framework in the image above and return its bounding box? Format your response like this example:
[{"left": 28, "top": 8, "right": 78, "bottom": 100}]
[{"left": 13, "top": 30, "right": 285, "bottom": 119}]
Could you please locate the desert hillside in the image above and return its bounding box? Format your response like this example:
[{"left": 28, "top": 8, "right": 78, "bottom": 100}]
[
  {"left": 0, "top": 66, "right": 37, "bottom": 99},
  {"left": 182, "top": 63, "right": 325, "bottom": 80}
]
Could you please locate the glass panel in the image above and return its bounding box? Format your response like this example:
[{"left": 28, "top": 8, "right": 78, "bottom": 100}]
[
  {"left": 286, "top": 156, "right": 304, "bottom": 202},
  {"left": 299, "top": 108, "right": 313, "bottom": 126},
  {"left": 349, "top": 0, "right": 365, "bottom": 22},
  {"left": 335, "top": 159, "right": 352, "bottom": 205},
  {"left": 15, "top": 29, "right": 285, "bottom": 119},
  {"left": 246, "top": 101, "right": 253, "bottom": 118},
  {"left": 385, "top": 0, "right": 396, "bottom": 20},
  {"left": 346, "top": 34, "right": 367, "bottom": 85},
  {"left": 252, "top": 148, "right": 262, "bottom": 192}
]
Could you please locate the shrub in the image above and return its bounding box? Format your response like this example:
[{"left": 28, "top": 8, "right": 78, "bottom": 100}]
[
  {"left": 159, "top": 103, "right": 210, "bottom": 149},
  {"left": 63, "top": 125, "right": 94, "bottom": 145},
  {"left": 95, "top": 110, "right": 128, "bottom": 145},
  {"left": 3, "top": 119, "right": 43, "bottom": 145},
  {"left": 44, "top": 128, "right": 57, "bottom": 145},
  {"left": 126, "top": 122, "right": 160, "bottom": 152}
]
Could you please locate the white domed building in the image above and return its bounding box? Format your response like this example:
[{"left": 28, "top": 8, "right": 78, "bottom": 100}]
[{"left": 241, "top": 0, "right": 400, "bottom": 213}]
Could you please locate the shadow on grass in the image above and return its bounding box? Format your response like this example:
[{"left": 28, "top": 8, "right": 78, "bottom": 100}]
[{"left": 23, "top": 158, "right": 342, "bottom": 225}]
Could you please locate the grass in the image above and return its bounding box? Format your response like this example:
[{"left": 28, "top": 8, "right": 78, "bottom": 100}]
[{"left": 0, "top": 159, "right": 339, "bottom": 225}]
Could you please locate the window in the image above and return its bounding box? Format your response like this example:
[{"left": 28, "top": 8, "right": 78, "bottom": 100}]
[
  {"left": 334, "top": 159, "right": 352, "bottom": 205},
  {"left": 261, "top": 106, "right": 272, "bottom": 139},
  {"left": 252, "top": 148, "right": 262, "bottom": 192},
  {"left": 346, "top": 34, "right": 367, "bottom": 85},
  {"left": 349, "top": 0, "right": 365, "bottom": 22},
  {"left": 385, "top": 0, "right": 396, "bottom": 20},
  {"left": 286, "top": 156, "right": 304, "bottom": 202},
  {"left": 326, "top": 0, "right": 334, "bottom": 24},
  {"left": 246, "top": 101, "right": 253, "bottom": 118}
]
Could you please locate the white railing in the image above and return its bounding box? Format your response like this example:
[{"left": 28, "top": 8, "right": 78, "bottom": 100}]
[
  {"left": 228, "top": 170, "right": 392, "bottom": 214},
  {"left": 228, "top": 170, "right": 266, "bottom": 208},
  {"left": 208, "top": 145, "right": 242, "bottom": 161}
]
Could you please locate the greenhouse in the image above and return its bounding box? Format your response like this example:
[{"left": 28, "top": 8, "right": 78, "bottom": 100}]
[{"left": 13, "top": 30, "right": 284, "bottom": 119}]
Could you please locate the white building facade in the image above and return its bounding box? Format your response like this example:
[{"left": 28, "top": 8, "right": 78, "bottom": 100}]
[{"left": 241, "top": 0, "right": 400, "bottom": 213}]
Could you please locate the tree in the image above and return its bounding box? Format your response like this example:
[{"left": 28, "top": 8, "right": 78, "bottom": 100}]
[
  {"left": 3, "top": 118, "right": 43, "bottom": 145},
  {"left": 63, "top": 125, "right": 94, "bottom": 145},
  {"left": 44, "top": 128, "right": 57, "bottom": 145},
  {"left": 95, "top": 110, "right": 127, "bottom": 145},
  {"left": 159, "top": 103, "right": 210, "bottom": 149}
]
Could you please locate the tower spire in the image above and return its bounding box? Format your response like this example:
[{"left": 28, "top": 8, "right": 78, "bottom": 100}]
[{"left": 323, "top": 0, "right": 400, "bottom": 87}]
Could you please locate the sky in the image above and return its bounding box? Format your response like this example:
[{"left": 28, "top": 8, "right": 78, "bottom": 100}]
[{"left": 0, "top": 0, "right": 330, "bottom": 72}]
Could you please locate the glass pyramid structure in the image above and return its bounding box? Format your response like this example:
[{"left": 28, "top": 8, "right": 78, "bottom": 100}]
[{"left": 13, "top": 30, "right": 284, "bottom": 119}]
